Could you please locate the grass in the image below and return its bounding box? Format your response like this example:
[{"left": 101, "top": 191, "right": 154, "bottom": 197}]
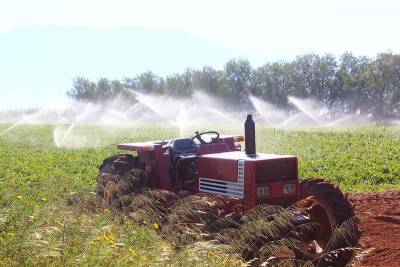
[{"left": 1, "top": 123, "right": 400, "bottom": 265}]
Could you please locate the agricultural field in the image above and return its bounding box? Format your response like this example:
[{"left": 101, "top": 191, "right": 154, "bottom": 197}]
[{"left": 1, "top": 123, "right": 400, "bottom": 266}]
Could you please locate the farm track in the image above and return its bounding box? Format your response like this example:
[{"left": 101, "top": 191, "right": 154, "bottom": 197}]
[{"left": 350, "top": 191, "right": 400, "bottom": 267}]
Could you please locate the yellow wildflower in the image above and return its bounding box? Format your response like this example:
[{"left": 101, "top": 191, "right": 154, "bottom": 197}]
[
  {"left": 89, "top": 240, "right": 96, "bottom": 245},
  {"left": 208, "top": 251, "right": 217, "bottom": 259},
  {"left": 16, "top": 195, "right": 22, "bottom": 201},
  {"left": 142, "top": 220, "right": 147, "bottom": 225},
  {"left": 41, "top": 197, "right": 47, "bottom": 202},
  {"left": 55, "top": 219, "right": 62, "bottom": 226},
  {"left": 7, "top": 232, "right": 14, "bottom": 237},
  {"left": 104, "top": 208, "right": 110, "bottom": 213},
  {"left": 153, "top": 222, "right": 159, "bottom": 231},
  {"left": 35, "top": 204, "right": 40, "bottom": 209},
  {"left": 103, "top": 232, "right": 114, "bottom": 242}
]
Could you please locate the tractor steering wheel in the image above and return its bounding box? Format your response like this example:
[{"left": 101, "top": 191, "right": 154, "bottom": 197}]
[{"left": 192, "top": 131, "right": 220, "bottom": 145}]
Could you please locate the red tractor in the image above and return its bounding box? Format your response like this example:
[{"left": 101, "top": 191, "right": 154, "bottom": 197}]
[{"left": 96, "top": 114, "right": 359, "bottom": 263}]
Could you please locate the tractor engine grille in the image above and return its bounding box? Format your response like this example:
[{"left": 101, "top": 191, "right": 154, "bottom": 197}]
[
  {"left": 199, "top": 160, "right": 244, "bottom": 198},
  {"left": 256, "top": 158, "right": 297, "bottom": 183}
]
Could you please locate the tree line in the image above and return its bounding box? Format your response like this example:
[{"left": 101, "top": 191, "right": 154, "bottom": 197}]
[{"left": 67, "top": 52, "right": 400, "bottom": 118}]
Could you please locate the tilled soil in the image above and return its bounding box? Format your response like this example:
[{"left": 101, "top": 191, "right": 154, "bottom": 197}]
[{"left": 349, "top": 191, "right": 400, "bottom": 267}]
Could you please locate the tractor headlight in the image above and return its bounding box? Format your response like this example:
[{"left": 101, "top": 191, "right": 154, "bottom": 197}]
[
  {"left": 283, "top": 183, "right": 296, "bottom": 194},
  {"left": 257, "top": 185, "right": 271, "bottom": 197}
]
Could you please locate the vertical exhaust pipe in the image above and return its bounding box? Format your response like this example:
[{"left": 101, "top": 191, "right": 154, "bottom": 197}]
[{"left": 245, "top": 114, "right": 256, "bottom": 156}]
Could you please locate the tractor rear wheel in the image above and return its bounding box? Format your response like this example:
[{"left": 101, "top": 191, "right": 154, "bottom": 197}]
[
  {"left": 99, "top": 154, "right": 140, "bottom": 175},
  {"left": 96, "top": 154, "right": 149, "bottom": 208},
  {"left": 296, "top": 178, "right": 360, "bottom": 265}
]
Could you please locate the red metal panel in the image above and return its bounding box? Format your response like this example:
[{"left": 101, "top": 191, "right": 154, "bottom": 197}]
[
  {"left": 217, "top": 136, "right": 237, "bottom": 151},
  {"left": 252, "top": 181, "right": 299, "bottom": 208},
  {"left": 117, "top": 143, "right": 154, "bottom": 152},
  {"left": 198, "top": 152, "right": 299, "bottom": 210},
  {"left": 203, "top": 151, "right": 295, "bottom": 161},
  {"left": 255, "top": 157, "right": 298, "bottom": 182},
  {"left": 197, "top": 157, "right": 238, "bottom": 183},
  {"left": 117, "top": 141, "right": 167, "bottom": 152},
  {"left": 152, "top": 145, "right": 173, "bottom": 191},
  {"left": 197, "top": 143, "right": 230, "bottom": 155},
  {"left": 243, "top": 160, "right": 256, "bottom": 209}
]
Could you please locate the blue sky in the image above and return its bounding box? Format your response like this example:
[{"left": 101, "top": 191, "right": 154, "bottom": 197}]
[{"left": 0, "top": 0, "right": 399, "bottom": 108}]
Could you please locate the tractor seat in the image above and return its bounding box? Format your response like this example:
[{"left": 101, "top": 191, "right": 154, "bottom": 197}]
[
  {"left": 168, "top": 138, "right": 198, "bottom": 186},
  {"left": 169, "top": 138, "right": 199, "bottom": 159}
]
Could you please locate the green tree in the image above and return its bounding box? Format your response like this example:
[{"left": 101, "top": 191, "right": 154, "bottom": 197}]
[
  {"left": 365, "top": 52, "right": 400, "bottom": 117},
  {"left": 96, "top": 78, "right": 113, "bottom": 101},
  {"left": 224, "top": 58, "right": 252, "bottom": 108},
  {"left": 165, "top": 69, "right": 193, "bottom": 96},
  {"left": 67, "top": 76, "right": 97, "bottom": 101},
  {"left": 335, "top": 52, "right": 369, "bottom": 112},
  {"left": 251, "top": 62, "right": 290, "bottom": 108},
  {"left": 191, "top": 66, "right": 224, "bottom": 96},
  {"left": 66, "top": 52, "right": 400, "bottom": 118},
  {"left": 124, "top": 71, "right": 165, "bottom": 94}
]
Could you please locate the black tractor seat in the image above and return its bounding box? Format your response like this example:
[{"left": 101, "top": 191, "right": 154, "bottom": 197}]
[
  {"left": 169, "top": 138, "right": 199, "bottom": 159},
  {"left": 167, "top": 138, "right": 199, "bottom": 188}
]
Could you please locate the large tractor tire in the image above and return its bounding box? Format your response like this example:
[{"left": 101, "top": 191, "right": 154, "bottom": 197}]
[
  {"left": 96, "top": 154, "right": 149, "bottom": 208},
  {"left": 99, "top": 154, "right": 140, "bottom": 175},
  {"left": 296, "top": 178, "right": 360, "bottom": 266}
]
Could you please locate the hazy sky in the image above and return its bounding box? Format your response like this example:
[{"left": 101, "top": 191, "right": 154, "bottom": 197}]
[{"left": 1, "top": 0, "right": 399, "bottom": 108}]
